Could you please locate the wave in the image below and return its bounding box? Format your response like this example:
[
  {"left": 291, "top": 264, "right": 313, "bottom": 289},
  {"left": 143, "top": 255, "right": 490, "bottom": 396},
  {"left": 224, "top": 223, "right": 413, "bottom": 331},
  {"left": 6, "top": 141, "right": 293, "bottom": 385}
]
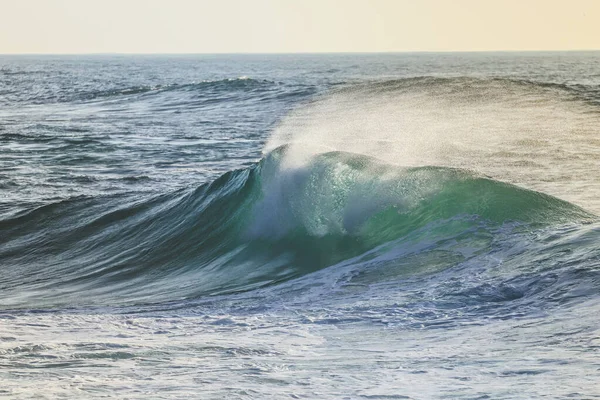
[
  {"left": 0, "top": 146, "right": 593, "bottom": 309},
  {"left": 2, "top": 77, "right": 276, "bottom": 105},
  {"left": 77, "top": 77, "right": 272, "bottom": 102}
]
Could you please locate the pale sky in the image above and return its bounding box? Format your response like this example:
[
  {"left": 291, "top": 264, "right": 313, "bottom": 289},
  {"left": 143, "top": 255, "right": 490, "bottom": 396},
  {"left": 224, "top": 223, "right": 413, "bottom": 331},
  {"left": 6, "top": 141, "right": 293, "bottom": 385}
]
[{"left": 1, "top": 0, "right": 599, "bottom": 54}]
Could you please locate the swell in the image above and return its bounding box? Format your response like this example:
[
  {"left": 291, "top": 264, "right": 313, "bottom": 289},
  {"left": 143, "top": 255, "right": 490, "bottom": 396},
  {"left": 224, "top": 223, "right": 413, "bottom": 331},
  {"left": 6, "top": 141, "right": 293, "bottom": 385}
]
[
  {"left": 330, "top": 76, "right": 600, "bottom": 104},
  {"left": 1, "top": 77, "right": 276, "bottom": 105},
  {"left": 78, "top": 77, "right": 273, "bottom": 102},
  {"left": 9, "top": 75, "right": 600, "bottom": 108},
  {"left": 0, "top": 147, "right": 594, "bottom": 309}
]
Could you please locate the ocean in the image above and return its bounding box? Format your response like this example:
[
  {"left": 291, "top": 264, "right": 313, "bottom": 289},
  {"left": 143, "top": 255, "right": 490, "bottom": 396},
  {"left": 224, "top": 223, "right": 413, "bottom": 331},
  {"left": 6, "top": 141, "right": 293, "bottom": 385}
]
[{"left": 1, "top": 52, "right": 599, "bottom": 399}]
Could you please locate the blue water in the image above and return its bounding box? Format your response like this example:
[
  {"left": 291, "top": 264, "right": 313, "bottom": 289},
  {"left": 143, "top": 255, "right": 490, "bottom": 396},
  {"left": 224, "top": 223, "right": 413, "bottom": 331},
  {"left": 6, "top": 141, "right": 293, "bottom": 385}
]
[{"left": 1, "top": 53, "right": 600, "bottom": 399}]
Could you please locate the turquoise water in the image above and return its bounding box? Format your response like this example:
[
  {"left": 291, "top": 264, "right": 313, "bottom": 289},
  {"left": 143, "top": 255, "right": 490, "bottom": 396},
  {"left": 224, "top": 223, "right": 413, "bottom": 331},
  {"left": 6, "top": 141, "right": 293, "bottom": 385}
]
[{"left": 1, "top": 53, "right": 600, "bottom": 398}]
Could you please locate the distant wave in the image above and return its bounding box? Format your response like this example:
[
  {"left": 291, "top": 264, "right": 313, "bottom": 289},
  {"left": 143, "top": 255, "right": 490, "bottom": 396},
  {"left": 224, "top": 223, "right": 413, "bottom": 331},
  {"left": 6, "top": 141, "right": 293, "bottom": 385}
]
[
  {"left": 78, "top": 77, "right": 272, "bottom": 101},
  {"left": 3, "top": 77, "right": 277, "bottom": 105}
]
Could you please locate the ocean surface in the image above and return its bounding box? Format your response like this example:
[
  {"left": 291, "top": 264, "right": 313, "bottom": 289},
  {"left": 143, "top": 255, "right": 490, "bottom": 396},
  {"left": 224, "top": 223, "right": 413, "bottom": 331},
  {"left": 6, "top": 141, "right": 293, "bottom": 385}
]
[{"left": 1, "top": 53, "right": 599, "bottom": 399}]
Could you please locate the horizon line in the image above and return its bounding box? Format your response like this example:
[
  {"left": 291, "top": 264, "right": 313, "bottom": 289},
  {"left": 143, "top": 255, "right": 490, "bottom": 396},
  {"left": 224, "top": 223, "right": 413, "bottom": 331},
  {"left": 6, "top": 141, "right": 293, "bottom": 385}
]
[{"left": 1, "top": 49, "right": 600, "bottom": 56}]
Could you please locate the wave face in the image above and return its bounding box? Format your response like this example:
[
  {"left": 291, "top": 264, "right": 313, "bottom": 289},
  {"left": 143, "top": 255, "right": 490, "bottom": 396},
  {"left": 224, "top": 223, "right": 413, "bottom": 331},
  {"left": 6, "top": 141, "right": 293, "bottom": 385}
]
[{"left": 0, "top": 146, "right": 594, "bottom": 308}]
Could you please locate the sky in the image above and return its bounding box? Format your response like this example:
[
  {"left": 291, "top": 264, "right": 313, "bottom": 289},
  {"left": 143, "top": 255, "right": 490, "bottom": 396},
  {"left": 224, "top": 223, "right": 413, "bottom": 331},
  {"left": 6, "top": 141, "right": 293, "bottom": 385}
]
[{"left": 1, "top": 0, "right": 599, "bottom": 54}]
